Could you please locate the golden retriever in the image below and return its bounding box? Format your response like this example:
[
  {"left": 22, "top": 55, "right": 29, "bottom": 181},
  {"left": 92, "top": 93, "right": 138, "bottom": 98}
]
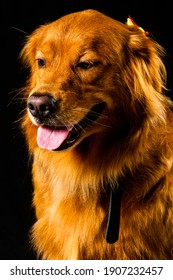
[{"left": 20, "top": 9, "right": 173, "bottom": 259}]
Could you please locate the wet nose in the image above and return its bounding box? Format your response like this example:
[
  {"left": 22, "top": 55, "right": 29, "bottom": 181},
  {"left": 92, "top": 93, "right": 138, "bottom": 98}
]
[{"left": 27, "top": 93, "right": 57, "bottom": 118}]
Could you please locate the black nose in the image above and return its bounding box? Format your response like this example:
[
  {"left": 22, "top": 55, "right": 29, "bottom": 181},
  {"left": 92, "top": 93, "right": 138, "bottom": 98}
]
[{"left": 27, "top": 93, "right": 57, "bottom": 119}]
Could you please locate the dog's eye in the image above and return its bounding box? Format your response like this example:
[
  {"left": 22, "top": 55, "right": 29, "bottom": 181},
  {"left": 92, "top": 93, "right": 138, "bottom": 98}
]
[
  {"left": 37, "top": 58, "right": 46, "bottom": 68},
  {"left": 77, "top": 61, "right": 94, "bottom": 70}
]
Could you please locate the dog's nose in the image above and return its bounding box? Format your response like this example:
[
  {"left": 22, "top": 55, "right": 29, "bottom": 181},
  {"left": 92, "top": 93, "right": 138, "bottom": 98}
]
[{"left": 27, "top": 94, "right": 57, "bottom": 118}]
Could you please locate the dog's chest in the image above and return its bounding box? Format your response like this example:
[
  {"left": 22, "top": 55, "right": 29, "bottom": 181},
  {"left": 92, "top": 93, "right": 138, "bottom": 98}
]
[{"left": 33, "top": 196, "right": 113, "bottom": 259}]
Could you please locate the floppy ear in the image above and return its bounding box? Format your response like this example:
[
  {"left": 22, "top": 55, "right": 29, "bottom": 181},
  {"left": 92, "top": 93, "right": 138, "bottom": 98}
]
[
  {"left": 20, "top": 23, "right": 46, "bottom": 70},
  {"left": 19, "top": 26, "right": 47, "bottom": 91},
  {"left": 122, "top": 27, "right": 169, "bottom": 121},
  {"left": 20, "top": 34, "right": 38, "bottom": 70}
]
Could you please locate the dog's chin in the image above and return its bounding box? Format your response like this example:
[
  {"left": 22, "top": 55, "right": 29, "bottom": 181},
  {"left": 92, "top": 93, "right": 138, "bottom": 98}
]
[{"left": 36, "top": 102, "right": 106, "bottom": 152}]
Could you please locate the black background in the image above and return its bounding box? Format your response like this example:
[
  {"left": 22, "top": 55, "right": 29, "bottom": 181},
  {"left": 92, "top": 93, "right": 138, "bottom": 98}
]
[{"left": 1, "top": 0, "right": 173, "bottom": 260}]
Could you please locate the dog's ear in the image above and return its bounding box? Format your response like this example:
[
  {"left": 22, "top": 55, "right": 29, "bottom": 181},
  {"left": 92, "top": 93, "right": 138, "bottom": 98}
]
[
  {"left": 20, "top": 38, "right": 38, "bottom": 73},
  {"left": 19, "top": 25, "right": 45, "bottom": 69},
  {"left": 122, "top": 24, "right": 169, "bottom": 121}
]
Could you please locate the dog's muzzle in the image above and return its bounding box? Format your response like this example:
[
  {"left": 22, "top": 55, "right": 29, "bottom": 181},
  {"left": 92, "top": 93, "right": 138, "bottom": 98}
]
[{"left": 27, "top": 93, "right": 105, "bottom": 151}]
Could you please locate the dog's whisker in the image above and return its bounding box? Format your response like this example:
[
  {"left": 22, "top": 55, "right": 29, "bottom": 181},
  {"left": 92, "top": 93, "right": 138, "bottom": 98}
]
[
  {"left": 79, "top": 116, "right": 112, "bottom": 129},
  {"left": 11, "top": 26, "right": 29, "bottom": 35},
  {"left": 7, "top": 89, "right": 27, "bottom": 107},
  {"left": 73, "top": 107, "right": 109, "bottom": 120},
  {"left": 74, "top": 121, "right": 87, "bottom": 133},
  {"left": 17, "top": 108, "right": 27, "bottom": 118},
  {"left": 91, "top": 120, "right": 112, "bottom": 128}
]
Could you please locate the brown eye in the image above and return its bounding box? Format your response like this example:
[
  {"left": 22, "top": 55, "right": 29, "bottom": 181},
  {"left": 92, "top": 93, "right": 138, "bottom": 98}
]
[
  {"left": 37, "top": 58, "right": 46, "bottom": 68},
  {"left": 77, "top": 61, "right": 94, "bottom": 70}
]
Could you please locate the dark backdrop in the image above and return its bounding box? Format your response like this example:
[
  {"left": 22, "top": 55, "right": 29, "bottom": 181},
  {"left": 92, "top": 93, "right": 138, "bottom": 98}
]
[{"left": 1, "top": 0, "right": 172, "bottom": 260}]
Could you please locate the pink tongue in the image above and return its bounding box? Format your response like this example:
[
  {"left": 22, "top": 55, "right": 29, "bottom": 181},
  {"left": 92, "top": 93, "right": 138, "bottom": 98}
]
[{"left": 37, "top": 126, "right": 71, "bottom": 150}]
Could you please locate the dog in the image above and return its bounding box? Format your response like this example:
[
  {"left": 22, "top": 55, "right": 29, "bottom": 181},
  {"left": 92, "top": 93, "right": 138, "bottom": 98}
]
[{"left": 20, "top": 9, "right": 173, "bottom": 259}]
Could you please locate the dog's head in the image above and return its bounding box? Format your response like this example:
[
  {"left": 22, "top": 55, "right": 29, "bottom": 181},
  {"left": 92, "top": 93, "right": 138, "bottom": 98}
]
[{"left": 21, "top": 9, "right": 168, "bottom": 152}]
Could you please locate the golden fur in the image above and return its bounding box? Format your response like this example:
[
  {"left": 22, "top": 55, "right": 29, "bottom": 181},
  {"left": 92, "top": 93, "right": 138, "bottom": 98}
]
[{"left": 20, "top": 9, "right": 173, "bottom": 259}]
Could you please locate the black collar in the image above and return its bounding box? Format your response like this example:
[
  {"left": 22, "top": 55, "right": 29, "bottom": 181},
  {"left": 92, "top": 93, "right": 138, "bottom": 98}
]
[{"left": 105, "top": 184, "right": 123, "bottom": 244}]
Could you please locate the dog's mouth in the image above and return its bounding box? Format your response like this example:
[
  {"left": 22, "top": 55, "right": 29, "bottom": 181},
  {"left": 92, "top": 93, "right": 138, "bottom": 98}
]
[{"left": 36, "top": 102, "right": 105, "bottom": 151}]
